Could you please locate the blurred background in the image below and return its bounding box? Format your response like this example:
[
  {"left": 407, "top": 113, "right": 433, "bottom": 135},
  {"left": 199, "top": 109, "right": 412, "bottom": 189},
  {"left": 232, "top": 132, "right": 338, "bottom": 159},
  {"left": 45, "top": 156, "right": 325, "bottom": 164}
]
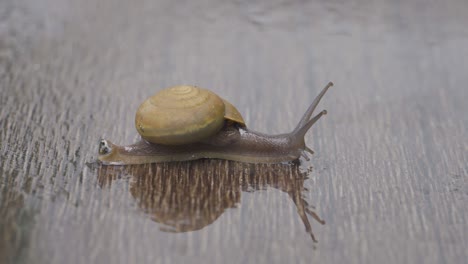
[{"left": 1, "top": 0, "right": 467, "bottom": 263}]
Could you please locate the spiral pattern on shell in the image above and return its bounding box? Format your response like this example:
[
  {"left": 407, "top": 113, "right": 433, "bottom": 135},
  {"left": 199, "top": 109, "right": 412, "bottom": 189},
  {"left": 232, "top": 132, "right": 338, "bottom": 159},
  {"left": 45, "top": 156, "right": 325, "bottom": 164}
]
[{"left": 135, "top": 86, "right": 226, "bottom": 145}]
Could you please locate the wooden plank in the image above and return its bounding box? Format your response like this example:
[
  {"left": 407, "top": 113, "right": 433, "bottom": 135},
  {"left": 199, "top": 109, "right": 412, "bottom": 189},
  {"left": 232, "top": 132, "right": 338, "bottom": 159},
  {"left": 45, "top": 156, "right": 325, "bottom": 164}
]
[{"left": 1, "top": 0, "right": 467, "bottom": 263}]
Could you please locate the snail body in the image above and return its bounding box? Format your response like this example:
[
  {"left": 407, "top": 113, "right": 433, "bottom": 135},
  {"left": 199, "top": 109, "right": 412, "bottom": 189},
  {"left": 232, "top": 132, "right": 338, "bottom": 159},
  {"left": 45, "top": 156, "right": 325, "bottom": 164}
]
[{"left": 98, "top": 83, "right": 333, "bottom": 165}]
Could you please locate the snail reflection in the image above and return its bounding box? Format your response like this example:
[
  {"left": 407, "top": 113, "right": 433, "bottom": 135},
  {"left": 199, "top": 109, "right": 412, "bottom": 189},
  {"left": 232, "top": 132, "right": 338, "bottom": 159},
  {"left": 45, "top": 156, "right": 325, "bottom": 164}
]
[{"left": 98, "top": 160, "right": 325, "bottom": 242}]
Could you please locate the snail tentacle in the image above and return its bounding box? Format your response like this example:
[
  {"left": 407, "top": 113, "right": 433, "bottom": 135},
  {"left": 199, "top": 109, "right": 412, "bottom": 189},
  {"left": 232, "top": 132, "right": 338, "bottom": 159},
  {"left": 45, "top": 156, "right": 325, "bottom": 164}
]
[{"left": 293, "top": 82, "right": 333, "bottom": 133}]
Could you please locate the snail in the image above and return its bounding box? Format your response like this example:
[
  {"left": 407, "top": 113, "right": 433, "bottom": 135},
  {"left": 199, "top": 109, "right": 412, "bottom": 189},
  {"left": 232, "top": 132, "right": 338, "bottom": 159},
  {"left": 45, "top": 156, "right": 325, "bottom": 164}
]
[{"left": 98, "top": 82, "right": 333, "bottom": 165}]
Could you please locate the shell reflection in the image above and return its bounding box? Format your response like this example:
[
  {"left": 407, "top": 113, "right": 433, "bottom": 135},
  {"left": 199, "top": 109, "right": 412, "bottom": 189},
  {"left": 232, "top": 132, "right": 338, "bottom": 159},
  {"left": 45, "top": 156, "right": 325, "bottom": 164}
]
[{"left": 97, "top": 160, "right": 325, "bottom": 242}]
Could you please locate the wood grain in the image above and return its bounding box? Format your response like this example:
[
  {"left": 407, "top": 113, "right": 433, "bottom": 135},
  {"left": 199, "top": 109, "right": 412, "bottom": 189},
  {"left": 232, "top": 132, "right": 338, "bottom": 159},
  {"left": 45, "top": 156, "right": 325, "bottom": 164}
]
[{"left": 1, "top": 0, "right": 467, "bottom": 263}]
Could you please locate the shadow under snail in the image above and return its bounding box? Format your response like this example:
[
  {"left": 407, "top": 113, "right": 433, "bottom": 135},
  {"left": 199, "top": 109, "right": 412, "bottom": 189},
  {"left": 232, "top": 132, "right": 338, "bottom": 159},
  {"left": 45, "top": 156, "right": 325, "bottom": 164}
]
[{"left": 98, "top": 82, "right": 333, "bottom": 165}]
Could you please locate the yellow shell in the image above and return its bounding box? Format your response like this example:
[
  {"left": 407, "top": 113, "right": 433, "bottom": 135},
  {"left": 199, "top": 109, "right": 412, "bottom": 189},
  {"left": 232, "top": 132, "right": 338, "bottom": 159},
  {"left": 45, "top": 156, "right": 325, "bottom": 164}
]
[
  {"left": 222, "top": 99, "right": 245, "bottom": 126},
  {"left": 135, "top": 85, "right": 245, "bottom": 145}
]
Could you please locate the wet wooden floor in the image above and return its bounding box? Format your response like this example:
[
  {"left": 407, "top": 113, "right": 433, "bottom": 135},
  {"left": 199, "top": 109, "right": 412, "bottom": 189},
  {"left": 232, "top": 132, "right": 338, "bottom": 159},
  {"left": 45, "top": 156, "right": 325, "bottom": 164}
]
[{"left": 1, "top": 0, "right": 467, "bottom": 263}]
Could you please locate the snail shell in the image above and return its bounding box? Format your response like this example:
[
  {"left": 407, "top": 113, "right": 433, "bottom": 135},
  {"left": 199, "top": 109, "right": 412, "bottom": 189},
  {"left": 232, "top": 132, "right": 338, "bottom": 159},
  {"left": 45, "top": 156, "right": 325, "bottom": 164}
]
[{"left": 135, "top": 85, "right": 245, "bottom": 145}]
